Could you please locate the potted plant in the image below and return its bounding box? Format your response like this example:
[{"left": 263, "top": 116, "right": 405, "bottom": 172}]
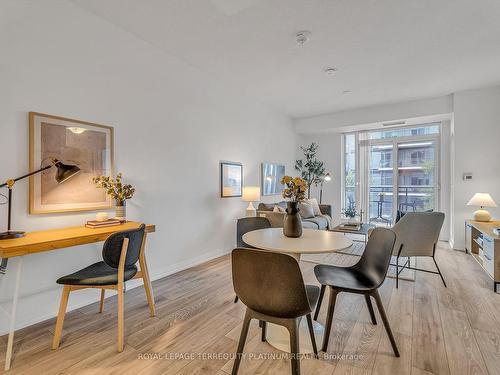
[
  {"left": 93, "top": 173, "right": 135, "bottom": 219},
  {"left": 281, "top": 176, "right": 308, "bottom": 238},
  {"left": 295, "top": 142, "right": 326, "bottom": 199},
  {"left": 342, "top": 204, "right": 359, "bottom": 225}
]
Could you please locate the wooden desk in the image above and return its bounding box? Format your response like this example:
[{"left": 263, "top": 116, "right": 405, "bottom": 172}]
[{"left": 0, "top": 221, "right": 155, "bottom": 370}]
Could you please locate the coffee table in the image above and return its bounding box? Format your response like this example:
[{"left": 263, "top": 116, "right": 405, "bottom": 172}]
[{"left": 330, "top": 223, "right": 376, "bottom": 244}]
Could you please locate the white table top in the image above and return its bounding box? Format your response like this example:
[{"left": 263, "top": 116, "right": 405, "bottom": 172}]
[{"left": 242, "top": 228, "right": 353, "bottom": 255}]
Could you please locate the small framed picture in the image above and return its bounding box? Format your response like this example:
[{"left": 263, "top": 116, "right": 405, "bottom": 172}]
[{"left": 220, "top": 162, "right": 242, "bottom": 198}]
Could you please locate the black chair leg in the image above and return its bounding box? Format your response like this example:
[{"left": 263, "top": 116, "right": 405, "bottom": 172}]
[
  {"left": 372, "top": 290, "right": 399, "bottom": 357},
  {"left": 432, "top": 256, "right": 447, "bottom": 288},
  {"left": 321, "top": 288, "right": 339, "bottom": 352},
  {"left": 365, "top": 295, "right": 377, "bottom": 325},
  {"left": 232, "top": 310, "right": 252, "bottom": 375},
  {"left": 395, "top": 256, "right": 399, "bottom": 289},
  {"left": 306, "top": 314, "right": 318, "bottom": 358},
  {"left": 288, "top": 319, "right": 301, "bottom": 375},
  {"left": 234, "top": 295, "right": 239, "bottom": 303},
  {"left": 261, "top": 321, "right": 267, "bottom": 342},
  {"left": 314, "top": 284, "right": 326, "bottom": 321}
]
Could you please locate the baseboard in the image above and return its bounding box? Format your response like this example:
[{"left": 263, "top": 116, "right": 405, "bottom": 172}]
[{"left": 0, "top": 248, "right": 231, "bottom": 336}]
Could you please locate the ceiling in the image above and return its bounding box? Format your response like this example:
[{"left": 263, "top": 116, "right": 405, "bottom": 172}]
[{"left": 70, "top": 0, "right": 500, "bottom": 118}]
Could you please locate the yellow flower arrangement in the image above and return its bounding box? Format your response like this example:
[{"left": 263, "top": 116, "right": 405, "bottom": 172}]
[{"left": 280, "top": 175, "right": 308, "bottom": 202}]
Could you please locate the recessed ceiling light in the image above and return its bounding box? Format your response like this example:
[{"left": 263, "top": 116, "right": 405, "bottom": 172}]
[
  {"left": 324, "top": 67, "right": 338, "bottom": 76},
  {"left": 342, "top": 90, "right": 352, "bottom": 94},
  {"left": 295, "top": 31, "right": 311, "bottom": 45}
]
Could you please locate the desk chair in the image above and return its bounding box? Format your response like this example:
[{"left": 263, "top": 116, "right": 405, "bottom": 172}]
[
  {"left": 313, "top": 228, "right": 399, "bottom": 356},
  {"left": 51, "top": 224, "right": 155, "bottom": 352},
  {"left": 231, "top": 248, "right": 320, "bottom": 375}
]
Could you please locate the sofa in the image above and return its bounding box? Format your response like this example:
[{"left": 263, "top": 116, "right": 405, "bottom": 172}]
[{"left": 257, "top": 201, "right": 332, "bottom": 230}]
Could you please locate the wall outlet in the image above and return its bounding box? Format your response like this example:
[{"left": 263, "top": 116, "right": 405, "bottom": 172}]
[{"left": 463, "top": 173, "right": 473, "bottom": 181}]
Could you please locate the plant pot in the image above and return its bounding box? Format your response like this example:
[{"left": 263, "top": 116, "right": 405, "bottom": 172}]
[
  {"left": 115, "top": 200, "right": 126, "bottom": 220},
  {"left": 283, "top": 201, "right": 303, "bottom": 238}
]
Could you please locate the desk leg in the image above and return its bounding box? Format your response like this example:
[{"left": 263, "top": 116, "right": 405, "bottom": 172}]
[{"left": 4, "top": 257, "right": 23, "bottom": 371}]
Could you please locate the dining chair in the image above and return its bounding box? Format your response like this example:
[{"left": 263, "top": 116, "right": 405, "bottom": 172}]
[
  {"left": 313, "top": 227, "right": 399, "bottom": 356},
  {"left": 51, "top": 224, "right": 155, "bottom": 352},
  {"left": 391, "top": 211, "right": 446, "bottom": 288},
  {"left": 233, "top": 217, "right": 271, "bottom": 303},
  {"left": 231, "top": 248, "right": 320, "bottom": 375}
]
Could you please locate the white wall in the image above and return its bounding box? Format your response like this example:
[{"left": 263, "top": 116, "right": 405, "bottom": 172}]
[
  {"left": 0, "top": 0, "right": 296, "bottom": 333},
  {"left": 451, "top": 86, "right": 500, "bottom": 249}
]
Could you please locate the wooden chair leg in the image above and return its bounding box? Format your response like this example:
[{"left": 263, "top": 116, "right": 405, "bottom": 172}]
[
  {"left": 365, "top": 294, "right": 377, "bottom": 325},
  {"left": 289, "top": 319, "right": 301, "bottom": 375},
  {"left": 52, "top": 285, "right": 71, "bottom": 350},
  {"left": 140, "top": 260, "right": 155, "bottom": 317},
  {"left": 231, "top": 309, "right": 252, "bottom": 375},
  {"left": 99, "top": 289, "right": 105, "bottom": 313},
  {"left": 117, "top": 285, "right": 125, "bottom": 352},
  {"left": 314, "top": 284, "right": 326, "bottom": 321},
  {"left": 306, "top": 314, "right": 318, "bottom": 358},
  {"left": 321, "top": 288, "right": 339, "bottom": 352},
  {"left": 372, "top": 290, "right": 399, "bottom": 357}
]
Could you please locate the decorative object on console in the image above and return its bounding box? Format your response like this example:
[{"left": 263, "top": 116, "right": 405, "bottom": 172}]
[
  {"left": 93, "top": 173, "right": 135, "bottom": 220},
  {"left": 220, "top": 162, "right": 242, "bottom": 198},
  {"left": 319, "top": 172, "right": 331, "bottom": 204},
  {"left": 281, "top": 176, "right": 307, "bottom": 237},
  {"left": 29, "top": 112, "right": 114, "bottom": 214},
  {"left": 85, "top": 219, "right": 122, "bottom": 229},
  {"left": 342, "top": 201, "right": 360, "bottom": 225},
  {"left": 261, "top": 162, "right": 285, "bottom": 196},
  {"left": 467, "top": 193, "right": 497, "bottom": 222},
  {"left": 242, "top": 186, "right": 260, "bottom": 217},
  {"left": 295, "top": 142, "right": 326, "bottom": 199},
  {"left": 0, "top": 158, "right": 80, "bottom": 241}
]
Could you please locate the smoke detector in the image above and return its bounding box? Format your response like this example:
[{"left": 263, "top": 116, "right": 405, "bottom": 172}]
[{"left": 295, "top": 31, "right": 311, "bottom": 45}]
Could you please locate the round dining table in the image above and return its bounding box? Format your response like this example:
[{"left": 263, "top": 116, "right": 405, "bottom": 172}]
[{"left": 242, "top": 228, "right": 353, "bottom": 354}]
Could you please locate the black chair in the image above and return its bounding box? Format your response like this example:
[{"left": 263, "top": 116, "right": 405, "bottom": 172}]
[
  {"left": 231, "top": 248, "right": 320, "bottom": 375},
  {"left": 52, "top": 224, "right": 155, "bottom": 352},
  {"left": 313, "top": 227, "right": 399, "bottom": 357},
  {"left": 233, "top": 217, "right": 271, "bottom": 303}
]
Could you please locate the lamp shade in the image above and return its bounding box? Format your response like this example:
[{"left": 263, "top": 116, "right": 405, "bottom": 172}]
[
  {"left": 242, "top": 186, "right": 260, "bottom": 202},
  {"left": 467, "top": 193, "right": 497, "bottom": 208},
  {"left": 53, "top": 159, "right": 81, "bottom": 184}
]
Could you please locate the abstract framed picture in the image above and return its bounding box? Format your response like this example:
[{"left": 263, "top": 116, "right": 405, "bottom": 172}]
[
  {"left": 261, "top": 162, "right": 285, "bottom": 196},
  {"left": 29, "top": 112, "right": 114, "bottom": 214},
  {"left": 220, "top": 162, "right": 242, "bottom": 198}
]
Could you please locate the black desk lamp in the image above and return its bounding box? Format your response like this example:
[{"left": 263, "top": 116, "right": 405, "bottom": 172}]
[{"left": 0, "top": 159, "right": 81, "bottom": 240}]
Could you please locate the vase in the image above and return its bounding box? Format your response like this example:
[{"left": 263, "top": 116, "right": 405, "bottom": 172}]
[
  {"left": 283, "top": 201, "right": 303, "bottom": 238},
  {"left": 115, "top": 200, "right": 126, "bottom": 220}
]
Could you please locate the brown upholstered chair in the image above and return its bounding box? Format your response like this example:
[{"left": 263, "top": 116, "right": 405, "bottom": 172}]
[{"left": 231, "top": 248, "right": 320, "bottom": 375}]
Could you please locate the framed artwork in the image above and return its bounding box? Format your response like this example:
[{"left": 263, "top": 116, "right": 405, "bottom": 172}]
[
  {"left": 29, "top": 112, "right": 114, "bottom": 214},
  {"left": 220, "top": 162, "right": 242, "bottom": 198},
  {"left": 261, "top": 162, "right": 285, "bottom": 196}
]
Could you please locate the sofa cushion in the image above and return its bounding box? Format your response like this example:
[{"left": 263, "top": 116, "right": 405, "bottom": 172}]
[
  {"left": 258, "top": 201, "right": 286, "bottom": 212},
  {"left": 303, "top": 215, "right": 330, "bottom": 230},
  {"left": 299, "top": 201, "right": 315, "bottom": 219},
  {"left": 308, "top": 198, "right": 322, "bottom": 216},
  {"left": 257, "top": 211, "right": 285, "bottom": 228}
]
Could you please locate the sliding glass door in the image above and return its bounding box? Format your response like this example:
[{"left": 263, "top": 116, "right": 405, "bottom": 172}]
[{"left": 342, "top": 123, "right": 440, "bottom": 226}]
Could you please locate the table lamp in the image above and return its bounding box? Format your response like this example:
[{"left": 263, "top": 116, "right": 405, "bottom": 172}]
[
  {"left": 242, "top": 186, "right": 260, "bottom": 217},
  {"left": 0, "top": 159, "right": 81, "bottom": 240},
  {"left": 319, "top": 173, "right": 331, "bottom": 204},
  {"left": 467, "top": 193, "right": 497, "bottom": 222}
]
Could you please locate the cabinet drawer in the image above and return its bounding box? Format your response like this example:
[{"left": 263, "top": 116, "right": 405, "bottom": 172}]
[{"left": 483, "top": 236, "right": 494, "bottom": 260}]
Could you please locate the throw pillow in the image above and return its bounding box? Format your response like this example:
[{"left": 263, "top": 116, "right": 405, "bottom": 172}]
[
  {"left": 308, "top": 198, "right": 322, "bottom": 216},
  {"left": 273, "top": 205, "right": 285, "bottom": 213},
  {"left": 299, "top": 201, "right": 315, "bottom": 219}
]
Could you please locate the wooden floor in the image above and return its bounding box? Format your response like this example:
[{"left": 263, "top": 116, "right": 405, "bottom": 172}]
[{"left": 1, "top": 243, "right": 500, "bottom": 375}]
